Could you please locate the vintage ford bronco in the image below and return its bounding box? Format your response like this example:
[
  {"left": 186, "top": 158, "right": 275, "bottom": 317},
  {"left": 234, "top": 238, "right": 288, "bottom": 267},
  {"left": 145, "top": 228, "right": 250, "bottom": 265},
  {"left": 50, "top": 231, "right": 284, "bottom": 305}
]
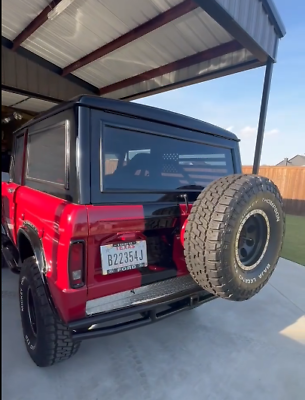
[{"left": 1, "top": 95, "right": 285, "bottom": 367}]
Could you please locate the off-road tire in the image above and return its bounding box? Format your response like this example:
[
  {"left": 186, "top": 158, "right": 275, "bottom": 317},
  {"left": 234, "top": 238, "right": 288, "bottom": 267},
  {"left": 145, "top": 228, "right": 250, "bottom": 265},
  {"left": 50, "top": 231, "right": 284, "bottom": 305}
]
[
  {"left": 19, "top": 256, "right": 80, "bottom": 367},
  {"left": 184, "top": 174, "right": 285, "bottom": 301}
]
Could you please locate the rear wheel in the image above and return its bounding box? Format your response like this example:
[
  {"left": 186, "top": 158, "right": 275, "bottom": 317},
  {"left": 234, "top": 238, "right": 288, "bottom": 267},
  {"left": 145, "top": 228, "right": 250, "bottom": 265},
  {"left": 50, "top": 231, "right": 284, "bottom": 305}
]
[
  {"left": 184, "top": 174, "right": 285, "bottom": 301},
  {"left": 19, "top": 257, "right": 81, "bottom": 367}
]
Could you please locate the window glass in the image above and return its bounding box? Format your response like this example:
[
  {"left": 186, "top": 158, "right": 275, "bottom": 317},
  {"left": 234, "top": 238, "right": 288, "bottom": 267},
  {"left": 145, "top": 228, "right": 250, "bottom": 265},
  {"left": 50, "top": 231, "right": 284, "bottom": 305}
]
[
  {"left": 105, "top": 153, "right": 119, "bottom": 176},
  {"left": 103, "top": 127, "right": 233, "bottom": 191},
  {"left": 128, "top": 149, "right": 150, "bottom": 160},
  {"left": 27, "top": 123, "right": 67, "bottom": 186},
  {"left": 12, "top": 134, "right": 25, "bottom": 184}
]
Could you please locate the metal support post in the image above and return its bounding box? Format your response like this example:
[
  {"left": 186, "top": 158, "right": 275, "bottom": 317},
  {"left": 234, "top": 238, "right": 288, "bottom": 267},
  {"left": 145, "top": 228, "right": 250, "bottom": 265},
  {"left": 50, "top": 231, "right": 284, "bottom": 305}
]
[{"left": 252, "top": 58, "right": 274, "bottom": 174}]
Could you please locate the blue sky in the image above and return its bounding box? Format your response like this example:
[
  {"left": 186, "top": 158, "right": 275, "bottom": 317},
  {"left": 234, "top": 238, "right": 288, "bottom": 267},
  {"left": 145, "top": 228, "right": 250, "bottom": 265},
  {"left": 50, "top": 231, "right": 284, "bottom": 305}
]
[{"left": 136, "top": 0, "right": 305, "bottom": 166}]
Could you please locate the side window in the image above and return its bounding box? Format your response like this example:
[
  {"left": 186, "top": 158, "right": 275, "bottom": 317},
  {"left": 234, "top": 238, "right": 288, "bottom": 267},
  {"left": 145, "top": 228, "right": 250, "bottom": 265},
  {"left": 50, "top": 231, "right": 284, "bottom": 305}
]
[
  {"left": 128, "top": 149, "right": 150, "bottom": 161},
  {"left": 11, "top": 133, "right": 25, "bottom": 185},
  {"left": 26, "top": 122, "right": 69, "bottom": 188}
]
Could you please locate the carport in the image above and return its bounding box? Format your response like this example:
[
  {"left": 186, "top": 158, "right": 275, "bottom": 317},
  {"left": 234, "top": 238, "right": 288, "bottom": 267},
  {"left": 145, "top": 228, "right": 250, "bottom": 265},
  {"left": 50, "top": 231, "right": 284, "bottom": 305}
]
[{"left": 2, "top": 0, "right": 285, "bottom": 173}]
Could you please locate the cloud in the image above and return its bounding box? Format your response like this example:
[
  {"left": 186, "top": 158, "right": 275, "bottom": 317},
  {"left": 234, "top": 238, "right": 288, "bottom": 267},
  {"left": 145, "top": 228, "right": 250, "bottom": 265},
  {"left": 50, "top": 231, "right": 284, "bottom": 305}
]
[
  {"left": 239, "top": 126, "right": 280, "bottom": 139},
  {"left": 266, "top": 129, "right": 280, "bottom": 136},
  {"left": 226, "top": 126, "right": 234, "bottom": 132},
  {"left": 240, "top": 126, "right": 256, "bottom": 138}
]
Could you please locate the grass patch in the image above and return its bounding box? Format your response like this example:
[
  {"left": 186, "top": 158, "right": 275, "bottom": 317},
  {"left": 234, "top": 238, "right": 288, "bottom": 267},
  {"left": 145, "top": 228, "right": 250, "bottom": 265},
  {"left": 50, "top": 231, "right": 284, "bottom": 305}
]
[{"left": 281, "top": 215, "right": 305, "bottom": 266}]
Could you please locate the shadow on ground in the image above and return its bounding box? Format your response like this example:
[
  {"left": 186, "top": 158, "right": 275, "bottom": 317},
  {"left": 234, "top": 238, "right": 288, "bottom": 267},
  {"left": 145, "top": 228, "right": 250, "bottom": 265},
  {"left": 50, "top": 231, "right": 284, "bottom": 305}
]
[{"left": 2, "top": 259, "right": 305, "bottom": 400}]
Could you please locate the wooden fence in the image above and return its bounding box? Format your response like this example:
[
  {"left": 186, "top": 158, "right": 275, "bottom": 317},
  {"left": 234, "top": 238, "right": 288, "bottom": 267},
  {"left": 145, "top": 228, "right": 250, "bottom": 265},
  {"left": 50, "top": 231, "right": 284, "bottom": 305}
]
[
  {"left": 104, "top": 161, "right": 304, "bottom": 215},
  {"left": 242, "top": 166, "right": 305, "bottom": 216}
]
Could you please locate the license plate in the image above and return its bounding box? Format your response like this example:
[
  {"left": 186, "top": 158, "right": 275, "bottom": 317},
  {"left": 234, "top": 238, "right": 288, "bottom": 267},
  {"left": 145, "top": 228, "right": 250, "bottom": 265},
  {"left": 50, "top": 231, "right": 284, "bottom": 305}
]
[{"left": 100, "top": 241, "right": 148, "bottom": 275}]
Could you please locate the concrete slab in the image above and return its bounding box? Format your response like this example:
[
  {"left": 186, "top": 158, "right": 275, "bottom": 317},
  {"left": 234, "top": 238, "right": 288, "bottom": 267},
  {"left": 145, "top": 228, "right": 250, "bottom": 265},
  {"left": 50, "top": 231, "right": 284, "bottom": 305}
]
[{"left": 2, "top": 258, "right": 305, "bottom": 400}]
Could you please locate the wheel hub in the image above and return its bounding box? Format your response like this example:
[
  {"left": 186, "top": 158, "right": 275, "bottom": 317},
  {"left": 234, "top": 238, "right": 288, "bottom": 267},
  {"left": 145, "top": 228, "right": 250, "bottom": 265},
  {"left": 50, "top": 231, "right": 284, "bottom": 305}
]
[{"left": 235, "top": 209, "right": 270, "bottom": 271}]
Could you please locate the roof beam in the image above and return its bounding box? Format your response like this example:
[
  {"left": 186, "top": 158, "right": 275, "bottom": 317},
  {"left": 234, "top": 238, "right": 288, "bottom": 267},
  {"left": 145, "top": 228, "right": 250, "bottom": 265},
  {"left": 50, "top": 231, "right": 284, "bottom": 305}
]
[
  {"left": 121, "top": 59, "right": 262, "bottom": 101},
  {"left": 12, "top": 0, "right": 63, "bottom": 51},
  {"left": 99, "top": 40, "right": 243, "bottom": 96},
  {"left": 61, "top": 0, "right": 199, "bottom": 76}
]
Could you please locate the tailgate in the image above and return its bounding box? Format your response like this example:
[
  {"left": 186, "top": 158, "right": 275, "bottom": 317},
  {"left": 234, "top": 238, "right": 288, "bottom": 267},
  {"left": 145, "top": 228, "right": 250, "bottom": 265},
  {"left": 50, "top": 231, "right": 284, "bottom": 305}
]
[{"left": 86, "top": 203, "right": 190, "bottom": 301}]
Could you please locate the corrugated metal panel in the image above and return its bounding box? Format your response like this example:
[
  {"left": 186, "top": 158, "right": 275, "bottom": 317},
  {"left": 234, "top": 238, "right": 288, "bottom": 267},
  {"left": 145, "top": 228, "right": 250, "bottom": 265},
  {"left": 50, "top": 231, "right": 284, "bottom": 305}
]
[
  {"left": 1, "top": 91, "right": 28, "bottom": 106},
  {"left": 1, "top": 0, "right": 46, "bottom": 40},
  {"left": 14, "top": 98, "right": 57, "bottom": 113},
  {"left": 1, "top": 0, "right": 281, "bottom": 100},
  {"left": 105, "top": 48, "right": 254, "bottom": 99},
  {"left": 3, "top": 0, "right": 277, "bottom": 71},
  {"left": 21, "top": 0, "right": 183, "bottom": 68},
  {"left": 74, "top": 8, "right": 232, "bottom": 88},
  {"left": 2, "top": 46, "right": 92, "bottom": 101},
  {"left": 216, "top": 0, "right": 277, "bottom": 58}
]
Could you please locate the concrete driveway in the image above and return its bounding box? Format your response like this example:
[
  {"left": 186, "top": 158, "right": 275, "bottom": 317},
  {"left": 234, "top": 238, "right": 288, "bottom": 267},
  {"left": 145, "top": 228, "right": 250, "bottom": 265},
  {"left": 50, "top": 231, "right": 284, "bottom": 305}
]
[{"left": 2, "top": 258, "right": 305, "bottom": 400}]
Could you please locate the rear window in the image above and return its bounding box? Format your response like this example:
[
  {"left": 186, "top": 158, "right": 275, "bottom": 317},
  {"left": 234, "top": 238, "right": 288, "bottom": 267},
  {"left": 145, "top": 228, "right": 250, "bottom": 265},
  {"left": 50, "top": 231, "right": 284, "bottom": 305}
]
[
  {"left": 103, "top": 127, "right": 233, "bottom": 191},
  {"left": 26, "top": 122, "right": 69, "bottom": 187}
]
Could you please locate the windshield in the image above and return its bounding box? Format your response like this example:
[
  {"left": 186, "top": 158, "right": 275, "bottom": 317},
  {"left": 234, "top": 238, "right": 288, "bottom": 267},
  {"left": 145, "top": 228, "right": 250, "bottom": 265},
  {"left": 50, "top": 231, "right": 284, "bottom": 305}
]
[{"left": 102, "top": 126, "right": 234, "bottom": 192}]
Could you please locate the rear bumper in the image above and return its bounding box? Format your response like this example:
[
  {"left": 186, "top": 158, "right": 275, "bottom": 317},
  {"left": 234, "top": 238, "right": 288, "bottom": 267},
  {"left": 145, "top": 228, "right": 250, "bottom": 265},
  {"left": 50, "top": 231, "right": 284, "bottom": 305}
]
[{"left": 68, "top": 276, "right": 216, "bottom": 341}]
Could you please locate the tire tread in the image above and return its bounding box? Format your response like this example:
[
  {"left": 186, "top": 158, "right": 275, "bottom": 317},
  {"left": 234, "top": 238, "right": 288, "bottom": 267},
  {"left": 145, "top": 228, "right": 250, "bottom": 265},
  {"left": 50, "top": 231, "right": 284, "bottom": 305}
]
[{"left": 20, "top": 257, "right": 80, "bottom": 367}]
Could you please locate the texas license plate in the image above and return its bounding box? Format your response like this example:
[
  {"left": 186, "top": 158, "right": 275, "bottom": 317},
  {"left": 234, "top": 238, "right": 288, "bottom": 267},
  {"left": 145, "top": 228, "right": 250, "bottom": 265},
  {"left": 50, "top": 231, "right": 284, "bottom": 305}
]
[{"left": 100, "top": 241, "right": 148, "bottom": 275}]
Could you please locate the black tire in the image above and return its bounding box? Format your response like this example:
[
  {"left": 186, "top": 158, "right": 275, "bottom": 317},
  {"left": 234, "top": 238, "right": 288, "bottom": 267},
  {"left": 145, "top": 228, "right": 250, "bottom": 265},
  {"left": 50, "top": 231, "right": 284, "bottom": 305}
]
[
  {"left": 184, "top": 174, "right": 285, "bottom": 301},
  {"left": 19, "top": 257, "right": 80, "bottom": 367}
]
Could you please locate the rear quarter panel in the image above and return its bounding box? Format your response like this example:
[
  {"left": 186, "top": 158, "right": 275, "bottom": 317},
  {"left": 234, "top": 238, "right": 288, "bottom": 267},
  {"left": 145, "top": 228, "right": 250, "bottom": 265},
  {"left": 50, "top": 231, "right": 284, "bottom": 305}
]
[{"left": 16, "top": 186, "right": 88, "bottom": 321}]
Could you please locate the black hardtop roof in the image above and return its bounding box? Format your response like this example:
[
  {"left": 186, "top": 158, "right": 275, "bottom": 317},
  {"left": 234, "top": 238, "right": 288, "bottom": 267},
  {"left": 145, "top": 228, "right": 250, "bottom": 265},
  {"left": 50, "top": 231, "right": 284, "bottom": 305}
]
[{"left": 17, "top": 95, "right": 239, "bottom": 141}]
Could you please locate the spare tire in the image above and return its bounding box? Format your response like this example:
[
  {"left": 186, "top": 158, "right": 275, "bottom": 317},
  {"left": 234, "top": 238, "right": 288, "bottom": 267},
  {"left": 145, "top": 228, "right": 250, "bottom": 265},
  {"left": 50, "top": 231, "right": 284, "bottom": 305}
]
[{"left": 184, "top": 174, "right": 285, "bottom": 301}]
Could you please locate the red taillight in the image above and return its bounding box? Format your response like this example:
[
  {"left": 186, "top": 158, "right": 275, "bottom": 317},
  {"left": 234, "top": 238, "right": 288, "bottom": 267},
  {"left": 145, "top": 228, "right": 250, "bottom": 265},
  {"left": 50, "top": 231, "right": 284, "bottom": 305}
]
[{"left": 68, "top": 241, "right": 85, "bottom": 289}]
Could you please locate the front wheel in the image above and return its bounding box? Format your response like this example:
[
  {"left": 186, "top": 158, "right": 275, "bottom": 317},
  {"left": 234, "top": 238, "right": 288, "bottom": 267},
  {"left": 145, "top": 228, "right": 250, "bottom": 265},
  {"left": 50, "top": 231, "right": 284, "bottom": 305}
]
[{"left": 19, "top": 257, "right": 81, "bottom": 367}]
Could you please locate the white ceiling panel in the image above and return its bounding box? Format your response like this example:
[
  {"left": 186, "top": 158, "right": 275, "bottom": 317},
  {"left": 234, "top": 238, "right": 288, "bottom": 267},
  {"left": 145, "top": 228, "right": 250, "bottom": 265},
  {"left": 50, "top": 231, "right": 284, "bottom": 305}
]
[
  {"left": 74, "top": 8, "right": 232, "bottom": 88},
  {"left": 2, "top": 0, "right": 48, "bottom": 41},
  {"left": 1, "top": 90, "right": 57, "bottom": 113},
  {"left": 2, "top": 91, "right": 28, "bottom": 107},
  {"left": 15, "top": 98, "right": 58, "bottom": 113},
  {"left": 21, "top": 0, "right": 184, "bottom": 69}
]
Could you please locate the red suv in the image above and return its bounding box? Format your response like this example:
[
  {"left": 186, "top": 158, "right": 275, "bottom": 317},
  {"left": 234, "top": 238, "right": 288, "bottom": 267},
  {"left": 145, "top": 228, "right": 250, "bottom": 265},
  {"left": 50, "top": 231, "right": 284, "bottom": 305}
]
[{"left": 1, "top": 96, "right": 285, "bottom": 367}]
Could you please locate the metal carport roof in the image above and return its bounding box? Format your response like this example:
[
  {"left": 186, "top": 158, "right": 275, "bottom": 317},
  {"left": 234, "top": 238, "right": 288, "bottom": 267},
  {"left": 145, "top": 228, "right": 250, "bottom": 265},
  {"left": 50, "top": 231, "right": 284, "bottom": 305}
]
[
  {"left": 1, "top": 0, "right": 285, "bottom": 170},
  {"left": 2, "top": 0, "right": 285, "bottom": 102}
]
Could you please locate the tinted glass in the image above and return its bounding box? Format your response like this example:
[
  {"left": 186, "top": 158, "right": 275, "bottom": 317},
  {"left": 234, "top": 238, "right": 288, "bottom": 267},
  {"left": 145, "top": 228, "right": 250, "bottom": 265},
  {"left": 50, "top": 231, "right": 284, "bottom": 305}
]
[
  {"left": 27, "top": 123, "right": 67, "bottom": 186},
  {"left": 11, "top": 134, "right": 25, "bottom": 184},
  {"left": 103, "top": 127, "right": 233, "bottom": 191}
]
